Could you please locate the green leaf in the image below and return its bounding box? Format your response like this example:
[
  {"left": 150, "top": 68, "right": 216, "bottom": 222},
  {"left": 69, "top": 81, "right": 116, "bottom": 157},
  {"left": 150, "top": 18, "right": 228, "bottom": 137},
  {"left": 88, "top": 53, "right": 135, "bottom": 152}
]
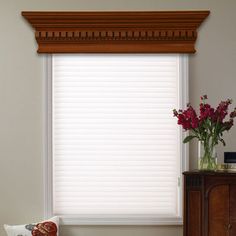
[
  {"left": 219, "top": 138, "right": 226, "bottom": 146},
  {"left": 183, "top": 135, "right": 196, "bottom": 143}
]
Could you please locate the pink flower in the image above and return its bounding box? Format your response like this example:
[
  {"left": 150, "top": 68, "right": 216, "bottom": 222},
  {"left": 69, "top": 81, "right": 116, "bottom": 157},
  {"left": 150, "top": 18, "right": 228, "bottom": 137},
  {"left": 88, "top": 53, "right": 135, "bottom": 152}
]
[
  {"left": 200, "top": 95, "right": 208, "bottom": 100},
  {"left": 230, "top": 108, "right": 236, "bottom": 118},
  {"left": 173, "top": 95, "right": 235, "bottom": 145},
  {"left": 199, "top": 103, "right": 214, "bottom": 121},
  {"left": 224, "top": 119, "right": 234, "bottom": 131},
  {"left": 173, "top": 109, "right": 178, "bottom": 117},
  {"left": 191, "top": 118, "right": 199, "bottom": 129},
  {"left": 214, "top": 99, "right": 232, "bottom": 122},
  {"left": 173, "top": 106, "right": 199, "bottom": 130}
]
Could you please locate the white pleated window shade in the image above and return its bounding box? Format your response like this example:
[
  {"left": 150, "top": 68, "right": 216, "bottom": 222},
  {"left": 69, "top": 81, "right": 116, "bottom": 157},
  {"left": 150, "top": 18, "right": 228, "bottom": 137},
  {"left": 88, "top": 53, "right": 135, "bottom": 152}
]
[{"left": 52, "top": 54, "right": 181, "bottom": 221}]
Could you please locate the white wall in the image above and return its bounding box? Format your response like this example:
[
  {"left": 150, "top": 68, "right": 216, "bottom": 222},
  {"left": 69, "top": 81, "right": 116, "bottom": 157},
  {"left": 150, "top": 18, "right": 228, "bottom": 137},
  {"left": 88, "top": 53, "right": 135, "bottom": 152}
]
[{"left": 1, "top": 0, "right": 236, "bottom": 235}]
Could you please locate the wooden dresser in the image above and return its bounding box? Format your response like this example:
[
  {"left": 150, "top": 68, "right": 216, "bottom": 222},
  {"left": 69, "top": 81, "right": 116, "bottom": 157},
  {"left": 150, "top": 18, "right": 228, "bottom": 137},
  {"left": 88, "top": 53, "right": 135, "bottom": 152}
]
[{"left": 183, "top": 171, "right": 236, "bottom": 236}]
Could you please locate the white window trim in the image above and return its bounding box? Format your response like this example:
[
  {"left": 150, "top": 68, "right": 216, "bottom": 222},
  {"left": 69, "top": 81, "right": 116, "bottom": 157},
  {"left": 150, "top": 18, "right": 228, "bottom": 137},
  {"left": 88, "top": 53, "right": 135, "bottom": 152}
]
[{"left": 43, "top": 54, "right": 189, "bottom": 225}]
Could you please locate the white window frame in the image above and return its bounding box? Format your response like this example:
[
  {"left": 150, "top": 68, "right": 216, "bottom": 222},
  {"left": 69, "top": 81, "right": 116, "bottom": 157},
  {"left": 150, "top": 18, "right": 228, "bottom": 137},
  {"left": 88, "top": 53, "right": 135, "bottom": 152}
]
[{"left": 43, "top": 54, "right": 189, "bottom": 225}]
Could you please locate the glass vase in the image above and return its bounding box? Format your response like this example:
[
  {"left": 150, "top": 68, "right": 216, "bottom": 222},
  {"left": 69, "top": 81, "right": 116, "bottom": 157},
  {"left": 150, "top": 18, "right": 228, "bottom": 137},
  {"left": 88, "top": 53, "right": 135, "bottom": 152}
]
[{"left": 198, "top": 140, "right": 217, "bottom": 171}]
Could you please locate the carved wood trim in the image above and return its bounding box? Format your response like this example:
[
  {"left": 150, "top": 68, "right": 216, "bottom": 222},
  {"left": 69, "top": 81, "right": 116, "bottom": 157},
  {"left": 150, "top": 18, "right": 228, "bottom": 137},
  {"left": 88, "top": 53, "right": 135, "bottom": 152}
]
[{"left": 22, "top": 11, "right": 210, "bottom": 53}]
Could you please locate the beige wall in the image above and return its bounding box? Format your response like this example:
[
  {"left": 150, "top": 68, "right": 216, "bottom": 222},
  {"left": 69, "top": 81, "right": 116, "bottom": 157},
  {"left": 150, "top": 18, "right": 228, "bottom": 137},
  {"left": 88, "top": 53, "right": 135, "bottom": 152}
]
[{"left": 1, "top": 0, "right": 236, "bottom": 235}]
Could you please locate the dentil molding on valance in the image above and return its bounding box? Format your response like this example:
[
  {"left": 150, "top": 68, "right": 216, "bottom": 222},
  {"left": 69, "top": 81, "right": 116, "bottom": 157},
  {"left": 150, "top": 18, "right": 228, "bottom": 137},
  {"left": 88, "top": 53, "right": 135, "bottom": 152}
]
[{"left": 22, "top": 11, "right": 210, "bottom": 53}]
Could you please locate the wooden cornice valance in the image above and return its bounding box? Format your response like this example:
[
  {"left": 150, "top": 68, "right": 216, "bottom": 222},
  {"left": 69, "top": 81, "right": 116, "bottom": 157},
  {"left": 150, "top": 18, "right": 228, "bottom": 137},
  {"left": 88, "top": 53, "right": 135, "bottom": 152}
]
[{"left": 22, "top": 11, "right": 210, "bottom": 53}]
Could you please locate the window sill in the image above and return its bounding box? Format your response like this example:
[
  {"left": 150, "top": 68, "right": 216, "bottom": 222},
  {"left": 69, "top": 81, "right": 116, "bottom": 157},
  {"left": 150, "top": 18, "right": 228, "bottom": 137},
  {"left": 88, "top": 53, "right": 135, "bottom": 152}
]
[{"left": 56, "top": 215, "right": 183, "bottom": 225}]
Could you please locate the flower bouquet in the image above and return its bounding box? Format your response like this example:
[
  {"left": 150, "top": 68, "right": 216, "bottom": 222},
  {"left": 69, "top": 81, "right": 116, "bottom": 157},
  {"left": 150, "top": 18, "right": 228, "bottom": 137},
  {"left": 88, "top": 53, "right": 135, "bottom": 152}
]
[{"left": 173, "top": 95, "right": 236, "bottom": 170}]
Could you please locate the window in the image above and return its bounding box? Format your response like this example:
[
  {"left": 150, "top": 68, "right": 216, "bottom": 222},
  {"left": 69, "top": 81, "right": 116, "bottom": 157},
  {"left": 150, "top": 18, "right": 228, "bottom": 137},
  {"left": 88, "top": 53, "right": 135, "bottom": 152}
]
[
  {"left": 22, "top": 10, "right": 209, "bottom": 226},
  {"left": 44, "top": 54, "right": 188, "bottom": 225}
]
